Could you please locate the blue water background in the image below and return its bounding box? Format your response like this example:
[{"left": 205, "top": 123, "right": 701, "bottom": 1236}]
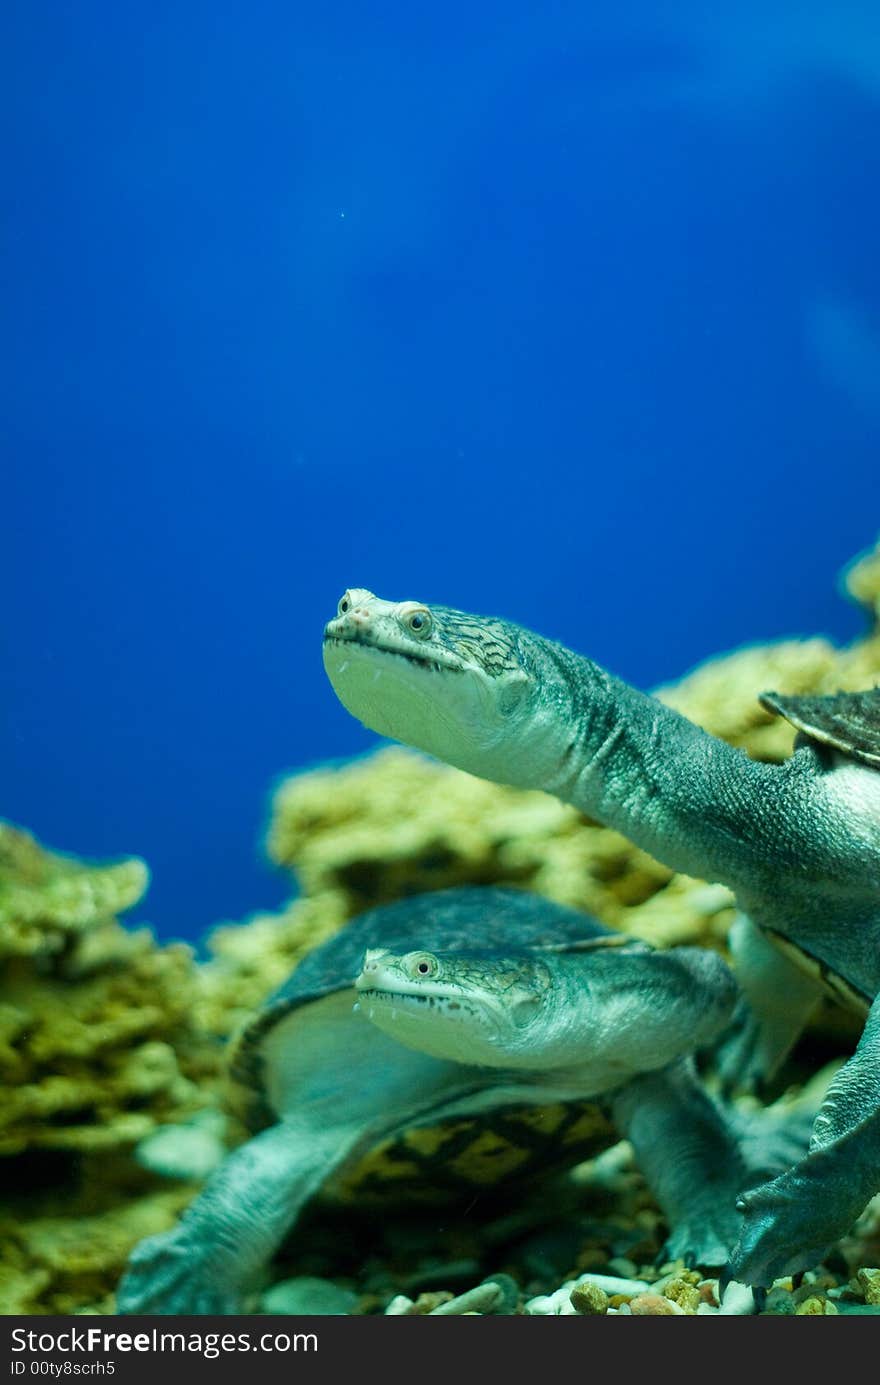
[{"left": 3, "top": 2, "right": 879, "bottom": 942}]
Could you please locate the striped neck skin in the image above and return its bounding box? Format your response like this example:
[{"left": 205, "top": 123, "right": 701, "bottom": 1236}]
[{"left": 323, "top": 589, "right": 801, "bottom": 892}]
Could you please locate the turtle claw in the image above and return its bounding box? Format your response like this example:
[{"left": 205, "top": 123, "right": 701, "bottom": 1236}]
[
  {"left": 659, "top": 1221, "right": 733, "bottom": 1272},
  {"left": 115, "top": 1228, "right": 249, "bottom": 1316},
  {"left": 724, "top": 1174, "right": 839, "bottom": 1290}
]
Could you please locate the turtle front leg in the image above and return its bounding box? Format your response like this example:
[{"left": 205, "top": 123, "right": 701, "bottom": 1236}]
[
  {"left": 609, "top": 1058, "right": 755, "bottom": 1268},
  {"left": 711, "top": 914, "right": 824, "bottom": 1096},
  {"left": 726, "top": 993, "right": 880, "bottom": 1288},
  {"left": 115, "top": 1119, "right": 357, "bottom": 1315},
  {"left": 608, "top": 1055, "right": 818, "bottom": 1272}
]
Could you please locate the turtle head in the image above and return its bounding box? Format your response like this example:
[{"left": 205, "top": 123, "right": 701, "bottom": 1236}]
[
  {"left": 354, "top": 946, "right": 555, "bottom": 1067},
  {"left": 323, "top": 590, "right": 551, "bottom": 784},
  {"left": 355, "top": 939, "right": 740, "bottom": 1077}
]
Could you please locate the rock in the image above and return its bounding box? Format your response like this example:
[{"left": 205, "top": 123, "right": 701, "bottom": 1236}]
[
  {"left": 857, "top": 1267, "right": 880, "bottom": 1305},
  {"left": 572, "top": 1271, "right": 651, "bottom": 1296},
  {"left": 384, "top": 1294, "right": 414, "bottom": 1314},
  {"left": 410, "top": 1291, "right": 453, "bottom": 1314},
  {"left": 795, "top": 1296, "right": 838, "bottom": 1315},
  {"left": 570, "top": 1281, "right": 609, "bottom": 1314},
  {"left": 716, "top": 1282, "right": 760, "bottom": 1315},
  {"left": 697, "top": 1279, "right": 720, "bottom": 1308},
  {"left": 628, "top": 1293, "right": 686, "bottom": 1315},
  {"left": 483, "top": 1273, "right": 521, "bottom": 1314},
  {"left": 429, "top": 1281, "right": 506, "bottom": 1315},
  {"left": 660, "top": 1278, "right": 702, "bottom": 1313},
  {"left": 762, "top": 1285, "right": 796, "bottom": 1315},
  {"left": 133, "top": 1111, "right": 228, "bottom": 1181},
  {"left": 526, "top": 1271, "right": 650, "bottom": 1315}
]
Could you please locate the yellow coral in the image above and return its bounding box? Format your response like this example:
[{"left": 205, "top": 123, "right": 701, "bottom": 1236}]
[
  {"left": 842, "top": 534, "right": 880, "bottom": 622},
  {"left": 0, "top": 822, "right": 149, "bottom": 963},
  {"left": 0, "top": 825, "right": 221, "bottom": 1312}
]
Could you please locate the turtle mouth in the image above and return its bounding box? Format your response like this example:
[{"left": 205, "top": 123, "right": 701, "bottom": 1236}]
[
  {"left": 355, "top": 988, "right": 494, "bottom": 1031},
  {"left": 323, "top": 632, "right": 463, "bottom": 677},
  {"left": 357, "top": 988, "right": 466, "bottom": 1015}
]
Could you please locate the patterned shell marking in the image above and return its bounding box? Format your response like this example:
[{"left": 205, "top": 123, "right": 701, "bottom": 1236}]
[{"left": 759, "top": 687, "right": 880, "bottom": 768}]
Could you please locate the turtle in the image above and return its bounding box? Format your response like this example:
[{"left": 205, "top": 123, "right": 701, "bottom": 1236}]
[
  {"left": 114, "top": 886, "right": 804, "bottom": 1315},
  {"left": 322, "top": 589, "right": 880, "bottom": 1289}
]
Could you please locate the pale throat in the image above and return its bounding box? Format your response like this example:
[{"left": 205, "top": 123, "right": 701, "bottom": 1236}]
[{"left": 363, "top": 994, "right": 505, "bottom": 1066}]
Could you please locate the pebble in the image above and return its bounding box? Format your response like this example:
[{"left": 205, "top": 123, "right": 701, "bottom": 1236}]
[
  {"left": 429, "top": 1281, "right": 506, "bottom": 1315},
  {"left": 570, "top": 1282, "right": 609, "bottom": 1315},
  {"left": 378, "top": 1261, "right": 867, "bottom": 1322},
  {"left": 525, "top": 1271, "right": 650, "bottom": 1315},
  {"left": 795, "top": 1296, "right": 838, "bottom": 1315},
  {"left": 573, "top": 1272, "right": 652, "bottom": 1296},
  {"left": 411, "top": 1291, "right": 454, "bottom": 1314},
  {"left": 384, "top": 1295, "right": 414, "bottom": 1315},
  {"left": 260, "top": 1276, "right": 359, "bottom": 1315},
  {"left": 628, "top": 1293, "right": 686, "bottom": 1316},
  {"left": 653, "top": 1266, "right": 702, "bottom": 1290},
  {"left": 714, "top": 1281, "right": 759, "bottom": 1315},
  {"left": 133, "top": 1112, "right": 228, "bottom": 1181},
  {"left": 485, "top": 1273, "right": 521, "bottom": 1314},
  {"left": 697, "top": 1280, "right": 720, "bottom": 1308},
  {"left": 659, "top": 1278, "right": 702, "bottom": 1314},
  {"left": 761, "top": 1285, "right": 795, "bottom": 1315},
  {"left": 858, "top": 1267, "right": 880, "bottom": 1305}
]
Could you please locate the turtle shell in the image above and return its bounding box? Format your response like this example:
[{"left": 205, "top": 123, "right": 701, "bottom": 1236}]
[
  {"left": 227, "top": 887, "right": 628, "bottom": 1207},
  {"left": 759, "top": 687, "right": 880, "bottom": 767}
]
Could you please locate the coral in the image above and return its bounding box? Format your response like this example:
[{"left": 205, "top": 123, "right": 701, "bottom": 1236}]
[
  {"left": 0, "top": 823, "right": 148, "bottom": 964},
  {"left": 0, "top": 1186, "right": 193, "bottom": 1315},
  {"left": 0, "top": 825, "right": 213, "bottom": 1157},
  {"left": 842, "top": 533, "right": 880, "bottom": 624},
  {"left": 0, "top": 825, "right": 221, "bottom": 1312}
]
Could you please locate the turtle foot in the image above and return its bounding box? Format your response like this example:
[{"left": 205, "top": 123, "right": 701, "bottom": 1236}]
[
  {"left": 115, "top": 1227, "right": 249, "bottom": 1316},
  {"left": 724, "top": 1175, "right": 838, "bottom": 1290},
  {"left": 660, "top": 1216, "right": 735, "bottom": 1271},
  {"left": 734, "top": 1097, "right": 818, "bottom": 1187}
]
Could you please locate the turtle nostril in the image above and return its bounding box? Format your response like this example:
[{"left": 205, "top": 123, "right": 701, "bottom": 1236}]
[{"left": 340, "top": 607, "right": 370, "bottom": 629}]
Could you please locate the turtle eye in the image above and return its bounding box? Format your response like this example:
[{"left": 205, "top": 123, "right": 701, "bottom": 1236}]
[
  {"left": 400, "top": 605, "right": 433, "bottom": 639},
  {"left": 338, "top": 591, "right": 353, "bottom": 616},
  {"left": 407, "top": 952, "right": 439, "bottom": 979}
]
